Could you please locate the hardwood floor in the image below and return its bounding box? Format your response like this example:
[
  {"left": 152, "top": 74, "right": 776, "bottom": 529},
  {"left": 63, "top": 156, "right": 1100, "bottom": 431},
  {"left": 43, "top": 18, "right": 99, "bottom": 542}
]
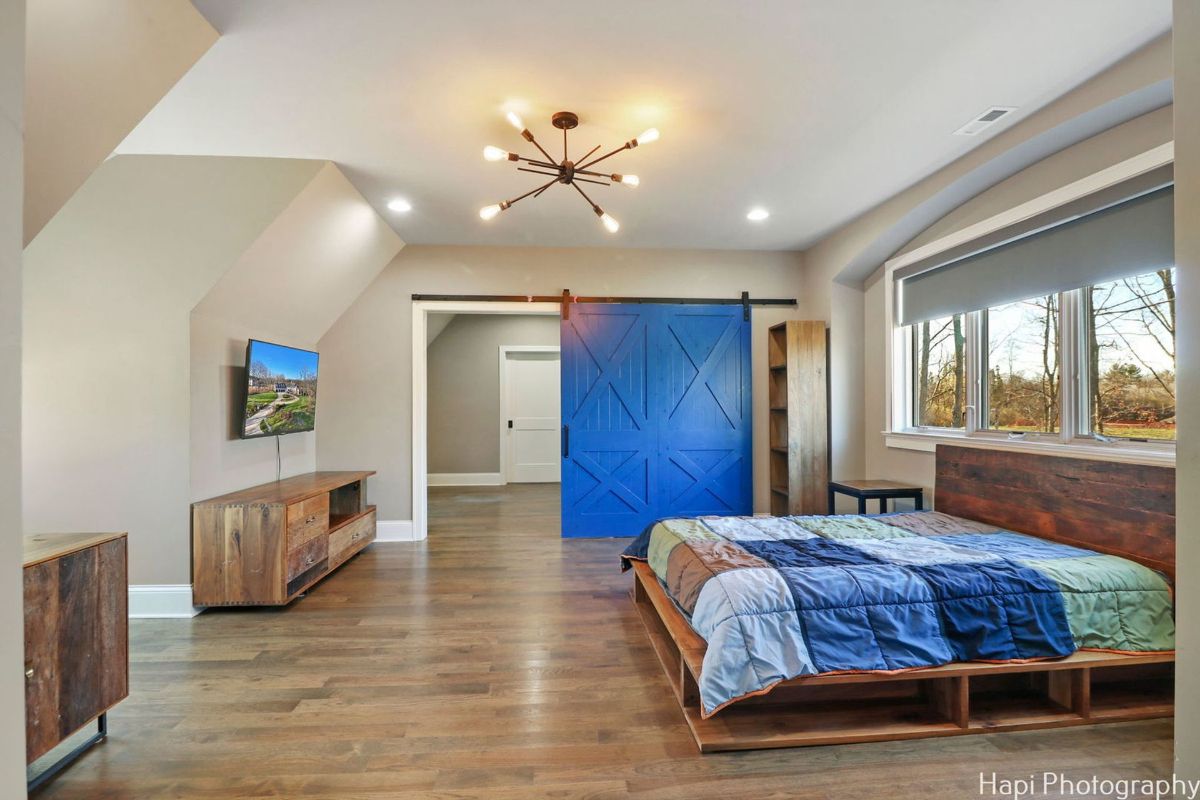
[{"left": 34, "top": 484, "right": 1172, "bottom": 799}]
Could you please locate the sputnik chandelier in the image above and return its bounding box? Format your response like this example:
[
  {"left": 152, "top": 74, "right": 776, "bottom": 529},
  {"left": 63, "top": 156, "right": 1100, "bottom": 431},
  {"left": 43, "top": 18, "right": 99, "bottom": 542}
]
[{"left": 479, "top": 110, "right": 659, "bottom": 233}]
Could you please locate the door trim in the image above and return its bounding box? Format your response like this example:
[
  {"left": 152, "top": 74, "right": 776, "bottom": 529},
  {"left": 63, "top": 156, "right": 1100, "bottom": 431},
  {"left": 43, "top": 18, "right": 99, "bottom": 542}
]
[
  {"left": 498, "top": 345, "right": 561, "bottom": 485},
  {"left": 412, "top": 300, "right": 560, "bottom": 540}
]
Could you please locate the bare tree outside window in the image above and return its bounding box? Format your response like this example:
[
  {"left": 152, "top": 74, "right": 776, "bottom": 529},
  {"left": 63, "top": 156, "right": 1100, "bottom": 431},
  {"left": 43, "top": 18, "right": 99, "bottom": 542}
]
[
  {"left": 1086, "top": 268, "right": 1176, "bottom": 440},
  {"left": 985, "top": 295, "right": 1060, "bottom": 433},
  {"left": 912, "top": 313, "right": 966, "bottom": 428}
]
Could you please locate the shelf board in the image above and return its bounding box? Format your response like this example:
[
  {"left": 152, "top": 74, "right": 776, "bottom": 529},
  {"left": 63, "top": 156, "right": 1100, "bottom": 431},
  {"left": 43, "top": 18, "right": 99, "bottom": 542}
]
[
  {"left": 770, "top": 406, "right": 787, "bottom": 413},
  {"left": 770, "top": 486, "right": 789, "bottom": 496},
  {"left": 770, "top": 365, "right": 787, "bottom": 372},
  {"left": 771, "top": 447, "right": 788, "bottom": 455}
]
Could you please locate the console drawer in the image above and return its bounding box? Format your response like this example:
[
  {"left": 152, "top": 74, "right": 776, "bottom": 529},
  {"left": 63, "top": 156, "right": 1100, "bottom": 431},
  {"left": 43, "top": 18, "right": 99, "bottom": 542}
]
[
  {"left": 287, "top": 494, "right": 329, "bottom": 549},
  {"left": 329, "top": 510, "right": 376, "bottom": 568},
  {"left": 286, "top": 534, "right": 328, "bottom": 581}
]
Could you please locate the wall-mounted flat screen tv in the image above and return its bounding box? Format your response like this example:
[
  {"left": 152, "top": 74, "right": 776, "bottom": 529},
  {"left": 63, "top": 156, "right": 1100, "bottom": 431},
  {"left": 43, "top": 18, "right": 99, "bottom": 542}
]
[{"left": 241, "top": 339, "right": 319, "bottom": 438}]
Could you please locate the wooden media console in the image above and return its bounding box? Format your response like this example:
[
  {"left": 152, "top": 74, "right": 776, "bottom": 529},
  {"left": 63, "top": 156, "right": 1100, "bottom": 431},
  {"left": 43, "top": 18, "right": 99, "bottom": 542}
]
[{"left": 192, "top": 471, "right": 376, "bottom": 607}]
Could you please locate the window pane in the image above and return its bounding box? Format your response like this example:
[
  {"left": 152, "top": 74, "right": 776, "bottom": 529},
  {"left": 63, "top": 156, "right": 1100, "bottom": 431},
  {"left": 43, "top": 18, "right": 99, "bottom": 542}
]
[
  {"left": 1086, "top": 268, "right": 1176, "bottom": 440},
  {"left": 985, "top": 295, "right": 1060, "bottom": 433},
  {"left": 911, "top": 314, "right": 966, "bottom": 429}
]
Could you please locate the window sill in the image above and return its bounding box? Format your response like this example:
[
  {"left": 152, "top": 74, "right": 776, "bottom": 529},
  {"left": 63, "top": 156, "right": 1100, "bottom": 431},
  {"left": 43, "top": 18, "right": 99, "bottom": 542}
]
[{"left": 883, "top": 430, "right": 1175, "bottom": 466}]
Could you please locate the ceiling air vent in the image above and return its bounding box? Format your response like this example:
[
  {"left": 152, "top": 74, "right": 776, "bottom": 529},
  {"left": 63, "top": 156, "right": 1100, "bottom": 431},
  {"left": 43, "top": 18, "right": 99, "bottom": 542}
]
[{"left": 953, "top": 106, "right": 1016, "bottom": 136}]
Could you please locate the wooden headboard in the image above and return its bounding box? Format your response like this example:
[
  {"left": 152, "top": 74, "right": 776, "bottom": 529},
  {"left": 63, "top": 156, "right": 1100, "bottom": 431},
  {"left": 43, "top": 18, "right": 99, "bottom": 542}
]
[{"left": 935, "top": 445, "right": 1175, "bottom": 578}]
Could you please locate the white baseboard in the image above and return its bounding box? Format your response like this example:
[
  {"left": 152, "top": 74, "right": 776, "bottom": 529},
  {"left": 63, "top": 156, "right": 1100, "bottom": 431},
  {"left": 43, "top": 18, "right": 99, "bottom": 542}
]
[
  {"left": 427, "top": 472, "right": 504, "bottom": 486},
  {"left": 377, "top": 519, "right": 421, "bottom": 541},
  {"left": 129, "top": 585, "right": 201, "bottom": 619}
]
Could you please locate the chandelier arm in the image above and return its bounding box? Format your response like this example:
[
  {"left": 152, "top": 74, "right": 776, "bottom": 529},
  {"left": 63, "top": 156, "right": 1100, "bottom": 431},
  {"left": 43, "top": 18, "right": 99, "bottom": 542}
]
[
  {"left": 517, "top": 157, "right": 560, "bottom": 171},
  {"left": 563, "top": 128, "right": 568, "bottom": 162},
  {"left": 575, "top": 144, "right": 601, "bottom": 165},
  {"left": 577, "top": 143, "right": 630, "bottom": 171},
  {"left": 524, "top": 131, "right": 558, "bottom": 165},
  {"left": 573, "top": 176, "right": 612, "bottom": 187},
  {"left": 533, "top": 183, "right": 554, "bottom": 199},
  {"left": 573, "top": 167, "right": 613, "bottom": 178},
  {"left": 570, "top": 181, "right": 600, "bottom": 211},
  {"left": 507, "top": 177, "right": 561, "bottom": 207},
  {"left": 517, "top": 167, "right": 562, "bottom": 178}
]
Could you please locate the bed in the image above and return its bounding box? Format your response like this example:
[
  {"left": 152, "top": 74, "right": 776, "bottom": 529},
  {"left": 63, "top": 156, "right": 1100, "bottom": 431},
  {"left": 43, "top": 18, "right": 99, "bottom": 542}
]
[{"left": 622, "top": 445, "right": 1176, "bottom": 752}]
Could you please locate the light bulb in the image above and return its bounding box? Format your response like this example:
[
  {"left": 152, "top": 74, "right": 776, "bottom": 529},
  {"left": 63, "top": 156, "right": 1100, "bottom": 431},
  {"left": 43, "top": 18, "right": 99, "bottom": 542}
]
[
  {"left": 483, "top": 145, "right": 509, "bottom": 162},
  {"left": 479, "top": 204, "right": 502, "bottom": 221},
  {"left": 635, "top": 128, "right": 660, "bottom": 145},
  {"left": 617, "top": 174, "right": 640, "bottom": 187},
  {"left": 386, "top": 198, "right": 412, "bottom": 213},
  {"left": 505, "top": 111, "right": 524, "bottom": 131},
  {"left": 746, "top": 207, "right": 770, "bottom": 221},
  {"left": 600, "top": 213, "right": 620, "bottom": 233}
]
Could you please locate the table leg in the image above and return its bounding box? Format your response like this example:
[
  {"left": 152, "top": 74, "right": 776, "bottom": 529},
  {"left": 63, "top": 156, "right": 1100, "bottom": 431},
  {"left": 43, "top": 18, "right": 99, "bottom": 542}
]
[
  {"left": 857, "top": 497, "right": 866, "bottom": 515},
  {"left": 916, "top": 493, "right": 924, "bottom": 511},
  {"left": 827, "top": 488, "right": 836, "bottom": 515},
  {"left": 879, "top": 498, "right": 888, "bottom": 514}
]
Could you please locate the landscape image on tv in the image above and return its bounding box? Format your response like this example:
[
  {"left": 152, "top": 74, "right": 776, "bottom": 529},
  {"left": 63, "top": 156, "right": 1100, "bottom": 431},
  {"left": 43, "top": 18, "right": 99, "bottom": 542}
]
[{"left": 242, "top": 340, "right": 319, "bottom": 438}]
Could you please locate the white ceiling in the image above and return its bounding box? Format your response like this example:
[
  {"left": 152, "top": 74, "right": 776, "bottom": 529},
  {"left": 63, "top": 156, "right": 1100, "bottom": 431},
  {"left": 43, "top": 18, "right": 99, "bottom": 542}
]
[{"left": 117, "top": 0, "right": 1171, "bottom": 250}]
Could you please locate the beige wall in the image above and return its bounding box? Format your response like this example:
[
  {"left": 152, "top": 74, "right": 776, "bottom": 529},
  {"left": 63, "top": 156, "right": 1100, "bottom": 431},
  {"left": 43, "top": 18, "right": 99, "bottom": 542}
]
[
  {"left": 1175, "top": 0, "right": 1200, "bottom": 773},
  {"left": 858, "top": 106, "right": 1175, "bottom": 499},
  {"left": 318, "top": 245, "right": 806, "bottom": 522},
  {"left": 23, "top": 155, "right": 324, "bottom": 585},
  {"left": 0, "top": 0, "right": 28, "bottom": 789},
  {"left": 23, "top": 0, "right": 216, "bottom": 244},
  {"left": 427, "top": 314, "right": 559, "bottom": 475}
]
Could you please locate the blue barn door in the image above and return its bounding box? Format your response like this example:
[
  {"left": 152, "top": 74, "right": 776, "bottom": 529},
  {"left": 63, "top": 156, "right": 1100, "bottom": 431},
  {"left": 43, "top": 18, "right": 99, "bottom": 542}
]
[
  {"left": 658, "top": 306, "right": 753, "bottom": 518},
  {"left": 560, "top": 305, "right": 659, "bottom": 538},
  {"left": 561, "top": 304, "right": 752, "bottom": 538}
]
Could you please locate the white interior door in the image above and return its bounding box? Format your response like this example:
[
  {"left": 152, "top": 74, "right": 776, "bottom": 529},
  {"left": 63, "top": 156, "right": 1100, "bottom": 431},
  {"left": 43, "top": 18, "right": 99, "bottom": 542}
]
[{"left": 503, "top": 349, "right": 561, "bottom": 483}]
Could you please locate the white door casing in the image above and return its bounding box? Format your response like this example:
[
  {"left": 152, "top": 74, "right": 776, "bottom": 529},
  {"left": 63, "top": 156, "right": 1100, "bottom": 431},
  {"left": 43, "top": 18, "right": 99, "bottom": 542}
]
[{"left": 500, "top": 346, "right": 561, "bottom": 483}]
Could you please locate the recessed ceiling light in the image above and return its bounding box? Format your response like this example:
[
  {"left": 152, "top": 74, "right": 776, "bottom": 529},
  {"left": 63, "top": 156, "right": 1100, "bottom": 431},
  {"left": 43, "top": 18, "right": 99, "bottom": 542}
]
[
  {"left": 746, "top": 208, "right": 769, "bottom": 222},
  {"left": 387, "top": 198, "right": 413, "bottom": 213}
]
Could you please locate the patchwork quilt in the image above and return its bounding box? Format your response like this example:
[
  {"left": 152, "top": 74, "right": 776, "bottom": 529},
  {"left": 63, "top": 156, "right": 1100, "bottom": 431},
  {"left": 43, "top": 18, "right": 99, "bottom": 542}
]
[{"left": 621, "top": 511, "right": 1175, "bottom": 718}]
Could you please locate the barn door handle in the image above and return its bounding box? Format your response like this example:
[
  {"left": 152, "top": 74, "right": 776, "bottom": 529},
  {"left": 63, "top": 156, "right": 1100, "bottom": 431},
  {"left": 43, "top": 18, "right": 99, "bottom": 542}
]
[{"left": 562, "top": 425, "right": 570, "bottom": 459}]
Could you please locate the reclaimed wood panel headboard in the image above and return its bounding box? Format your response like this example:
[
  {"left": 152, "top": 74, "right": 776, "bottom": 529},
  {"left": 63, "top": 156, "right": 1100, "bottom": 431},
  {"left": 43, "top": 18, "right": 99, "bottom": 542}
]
[{"left": 935, "top": 445, "right": 1175, "bottom": 578}]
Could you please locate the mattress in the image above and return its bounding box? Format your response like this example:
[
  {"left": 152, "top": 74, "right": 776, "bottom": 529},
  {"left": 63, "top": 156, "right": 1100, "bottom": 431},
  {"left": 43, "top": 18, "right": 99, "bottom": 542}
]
[{"left": 620, "top": 511, "right": 1175, "bottom": 718}]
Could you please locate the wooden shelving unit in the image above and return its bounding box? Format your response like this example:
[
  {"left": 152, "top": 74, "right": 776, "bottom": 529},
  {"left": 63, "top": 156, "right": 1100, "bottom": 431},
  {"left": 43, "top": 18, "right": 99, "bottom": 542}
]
[{"left": 767, "top": 321, "right": 829, "bottom": 515}]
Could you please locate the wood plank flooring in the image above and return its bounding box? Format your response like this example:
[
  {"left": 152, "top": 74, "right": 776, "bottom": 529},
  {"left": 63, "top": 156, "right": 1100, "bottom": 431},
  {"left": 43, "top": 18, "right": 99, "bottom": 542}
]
[{"left": 34, "top": 484, "right": 1173, "bottom": 799}]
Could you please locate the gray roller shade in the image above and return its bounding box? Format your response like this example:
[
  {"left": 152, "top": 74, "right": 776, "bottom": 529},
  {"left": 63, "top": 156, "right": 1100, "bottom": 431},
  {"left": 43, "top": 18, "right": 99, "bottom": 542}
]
[{"left": 898, "top": 184, "right": 1175, "bottom": 326}]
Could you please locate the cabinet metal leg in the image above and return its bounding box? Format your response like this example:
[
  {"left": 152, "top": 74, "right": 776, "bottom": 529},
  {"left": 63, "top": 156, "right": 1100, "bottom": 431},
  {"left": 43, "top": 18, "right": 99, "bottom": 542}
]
[{"left": 28, "top": 713, "right": 107, "bottom": 792}]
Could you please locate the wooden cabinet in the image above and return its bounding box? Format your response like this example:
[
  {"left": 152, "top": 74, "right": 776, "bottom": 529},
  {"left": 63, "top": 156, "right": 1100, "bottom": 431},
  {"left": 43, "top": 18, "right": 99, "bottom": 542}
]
[
  {"left": 767, "top": 321, "right": 829, "bottom": 515},
  {"left": 192, "top": 471, "right": 376, "bottom": 607},
  {"left": 23, "top": 532, "right": 128, "bottom": 769}
]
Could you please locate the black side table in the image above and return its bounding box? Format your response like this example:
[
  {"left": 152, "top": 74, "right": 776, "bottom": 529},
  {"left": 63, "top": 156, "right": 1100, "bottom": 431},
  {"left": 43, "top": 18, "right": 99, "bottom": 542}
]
[{"left": 828, "top": 480, "right": 924, "bottom": 515}]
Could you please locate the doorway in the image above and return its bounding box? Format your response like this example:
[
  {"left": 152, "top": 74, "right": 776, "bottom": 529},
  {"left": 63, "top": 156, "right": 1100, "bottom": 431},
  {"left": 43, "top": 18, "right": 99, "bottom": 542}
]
[{"left": 413, "top": 301, "right": 560, "bottom": 540}]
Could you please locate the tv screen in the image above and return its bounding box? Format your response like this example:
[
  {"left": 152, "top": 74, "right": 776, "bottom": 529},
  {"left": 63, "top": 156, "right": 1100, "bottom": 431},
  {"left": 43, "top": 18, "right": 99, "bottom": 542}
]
[{"left": 241, "top": 339, "right": 319, "bottom": 438}]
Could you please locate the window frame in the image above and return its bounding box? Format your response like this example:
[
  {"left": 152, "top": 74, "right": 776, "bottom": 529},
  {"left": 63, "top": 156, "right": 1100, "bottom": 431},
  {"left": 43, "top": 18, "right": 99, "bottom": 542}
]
[{"left": 883, "top": 144, "right": 1176, "bottom": 465}]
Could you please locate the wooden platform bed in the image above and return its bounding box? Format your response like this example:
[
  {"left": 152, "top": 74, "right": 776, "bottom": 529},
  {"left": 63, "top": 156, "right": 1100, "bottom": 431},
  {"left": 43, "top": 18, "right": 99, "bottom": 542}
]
[{"left": 631, "top": 445, "right": 1175, "bottom": 752}]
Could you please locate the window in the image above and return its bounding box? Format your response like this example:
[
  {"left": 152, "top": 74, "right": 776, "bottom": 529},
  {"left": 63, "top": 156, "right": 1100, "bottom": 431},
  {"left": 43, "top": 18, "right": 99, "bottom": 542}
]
[
  {"left": 984, "top": 294, "right": 1060, "bottom": 433},
  {"left": 910, "top": 313, "right": 966, "bottom": 428},
  {"left": 899, "top": 267, "right": 1176, "bottom": 451},
  {"left": 892, "top": 169, "right": 1174, "bottom": 454},
  {"left": 1085, "top": 268, "right": 1176, "bottom": 441}
]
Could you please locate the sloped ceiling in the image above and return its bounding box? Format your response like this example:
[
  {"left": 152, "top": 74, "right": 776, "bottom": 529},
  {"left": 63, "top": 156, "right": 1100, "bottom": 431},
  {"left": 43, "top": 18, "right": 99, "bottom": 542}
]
[
  {"left": 23, "top": 0, "right": 217, "bottom": 245},
  {"left": 194, "top": 161, "right": 404, "bottom": 343}
]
